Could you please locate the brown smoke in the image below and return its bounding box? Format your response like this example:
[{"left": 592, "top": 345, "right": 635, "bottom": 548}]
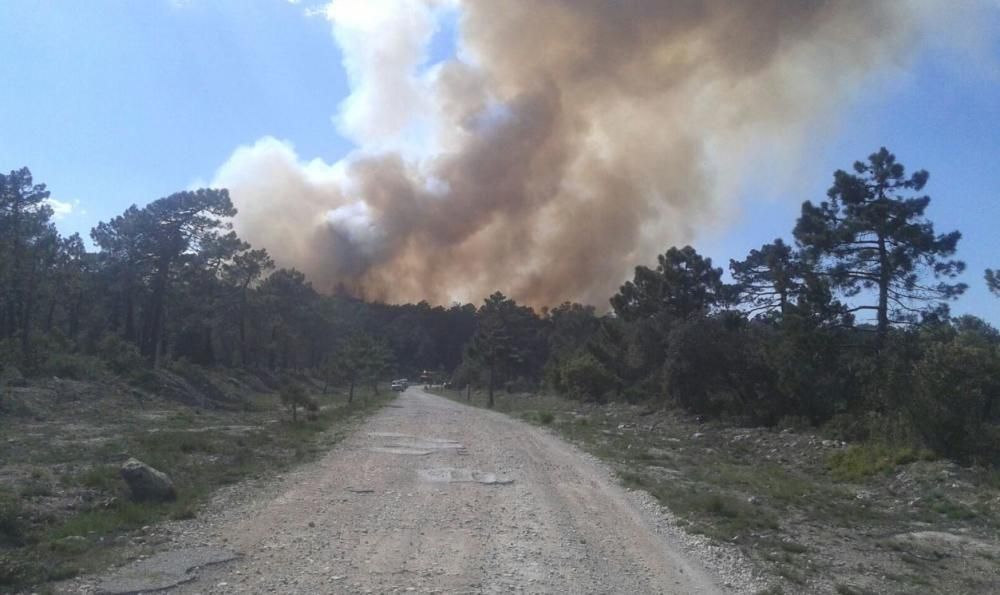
[{"left": 213, "top": 0, "right": 946, "bottom": 307}]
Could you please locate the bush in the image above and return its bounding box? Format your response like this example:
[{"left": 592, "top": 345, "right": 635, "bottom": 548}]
[
  {"left": 766, "top": 317, "right": 859, "bottom": 424},
  {"left": 908, "top": 338, "right": 1000, "bottom": 466},
  {"left": 96, "top": 334, "right": 144, "bottom": 375},
  {"left": 167, "top": 359, "right": 231, "bottom": 405},
  {"left": 663, "top": 316, "right": 779, "bottom": 422},
  {"left": 39, "top": 353, "right": 106, "bottom": 381},
  {"left": 0, "top": 492, "right": 26, "bottom": 547},
  {"left": 828, "top": 444, "right": 934, "bottom": 482},
  {"left": 279, "top": 384, "right": 317, "bottom": 421},
  {"left": 0, "top": 364, "right": 26, "bottom": 388},
  {"left": 557, "top": 352, "right": 615, "bottom": 402}
]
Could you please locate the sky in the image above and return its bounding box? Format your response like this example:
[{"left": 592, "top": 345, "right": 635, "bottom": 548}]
[{"left": 0, "top": 1, "right": 997, "bottom": 322}]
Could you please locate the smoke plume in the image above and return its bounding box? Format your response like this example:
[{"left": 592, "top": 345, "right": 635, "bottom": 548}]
[{"left": 212, "top": 0, "right": 949, "bottom": 306}]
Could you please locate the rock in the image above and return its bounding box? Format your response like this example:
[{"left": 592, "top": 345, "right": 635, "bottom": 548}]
[
  {"left": 692, "top": 432, "right": 705, "bottom": 439},
  {"left": 120, "top": 457, "right": 177, "bottom": 502}
]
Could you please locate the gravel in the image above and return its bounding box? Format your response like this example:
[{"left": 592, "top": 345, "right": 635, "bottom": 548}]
[{"left": 72, "top": 387, "right": 761, "bottom": 594}]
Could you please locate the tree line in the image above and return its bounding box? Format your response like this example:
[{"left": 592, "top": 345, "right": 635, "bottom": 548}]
[
  {"left": 1, "top": 148, "right": 997, "bottom": 465},
  {"left": 455, "top": 148, "right": 998, "bottom": 465},
  {"left": 0, "top": 169, "right": 476, "bottom": 382}
]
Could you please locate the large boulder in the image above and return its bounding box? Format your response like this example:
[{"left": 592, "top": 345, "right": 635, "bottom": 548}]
[{"left": 120, "top": 458, "right": 176, "bottom": 502}]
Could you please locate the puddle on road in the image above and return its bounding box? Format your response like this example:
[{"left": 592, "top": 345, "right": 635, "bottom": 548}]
[
  {"left": 365, "top": 433, "right": 466, "bottom": 456},
  {"left": 418, "top": 467, "right": 514, "bottom": 485}
]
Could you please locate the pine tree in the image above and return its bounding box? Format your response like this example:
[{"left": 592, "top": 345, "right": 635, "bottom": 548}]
[
  {"left": 794, "top": 148, "right": 965, "bottom": 347},
  {"left": 611, "top": 246, "right": 725, "bottom": 322}
]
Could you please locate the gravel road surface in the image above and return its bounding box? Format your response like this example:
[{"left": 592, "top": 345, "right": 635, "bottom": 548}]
[{"left": 172, "top": 387, "right": 725, "bottom": 594}]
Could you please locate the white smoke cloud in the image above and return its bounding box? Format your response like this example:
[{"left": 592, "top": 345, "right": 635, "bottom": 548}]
[
  {"left": 318, "top": 0, "right": 439, "bottom": 150},
  {"left": 213, "top": 0, "right": 989, "bottom": 306}
]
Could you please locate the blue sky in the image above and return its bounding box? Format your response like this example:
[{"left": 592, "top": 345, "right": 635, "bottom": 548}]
[{"left": 0, "top": 1, "right": 997, "bottom": 321}]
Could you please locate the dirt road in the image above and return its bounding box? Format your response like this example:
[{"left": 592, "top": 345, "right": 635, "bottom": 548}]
[{"left": 174, "top": 388, "right": 724, "bottom": 594}]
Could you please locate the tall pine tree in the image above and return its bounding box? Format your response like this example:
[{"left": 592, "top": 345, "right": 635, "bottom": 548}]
[{"left": 794, "top": 148, "right": 965, "bottom": 347}]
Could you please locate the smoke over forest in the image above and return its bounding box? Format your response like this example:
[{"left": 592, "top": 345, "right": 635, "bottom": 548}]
[{"left": 211, "top": 0, "right": 946, "bottom": 306}]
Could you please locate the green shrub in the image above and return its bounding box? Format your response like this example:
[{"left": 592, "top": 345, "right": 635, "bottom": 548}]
[
  {"left": 0, "top": 551, "right": 35, "bottom": 587},
  {"left": 823, "top": 411, "right": 920, "bottom": 447},
  {"left": 663, "top": 316, "right": 780, "bottom": 422},
  {"left": 96, "top": 334, "right": 145, "bottom": 374},
  {"left": 558, "top": 352, "right": 615, "bottom": 402},
  {"left": 0, "top": 492, "right": 26, "bottom": 546},
  {"left": 0, "top": 364, "right": 26, "bottom": 388},
  {"left": 828, "top": 443, "right": 934, "bottom": 482},
  {"left": 130, "top": 368, "right": 160, "bottom": 391},
  {"left": 19, "top": 479, "right": 53, "bottom": 498},
  {"left": 907, "top": 338, "right": 1000, "bottom": 466},
  {"left": 73, "top": 465, "right": 119, "bottom": 492},
  {"left": 279, "top": 384, "right": 317, "bottom": 421},
  {"left": 39, "top": 353, "right": 106, "bottom": 381}
]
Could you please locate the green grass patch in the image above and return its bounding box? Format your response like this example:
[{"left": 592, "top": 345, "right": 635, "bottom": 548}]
[
  {"left": 925, "top": 492, "right": 978, "bottom": 520},
  {"left": 827, "top": 443, "right": 934, "bottom": 482},
  {"left": 71, "top": 465, "right": 120, "bottom": 492},
  {"left": 649, "top": 484, "right": 780, "bottom": 540},
  {"left": 48, "top": 500, "right": 160, "bottom": 540}
]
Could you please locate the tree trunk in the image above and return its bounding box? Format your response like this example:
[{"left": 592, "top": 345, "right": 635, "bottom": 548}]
[
  {"left": 20, "top": 252, "right": 38, "bottom": 363},
  {"left": 239, "top": 288, "right": 249, "bottom": 367},
  {"left": 143, "top": 260, "right": 170, "bottom": 363},
  {"left": 268, "top": 325, "right": 278, "bottom": 370},
  {"left": 876, "top": 235, "right": 890, "bottom": 350},
  {"left": 348, "top": 378, "right": 355, "bottom": 403},
  {"left": 466, "top": 383, "right": 471, "bottom": 401},
  {"left": 45, "top": 298, "right": 56, "bottom": 334},
  {"left": 124, "top": 281, "right": 136, "bottom": 344},
  {"left": 68, "top": 289, "right": 82, "bottom": 339},
  {"left": 6, "top": 205, "right": 23, "bottom": 341},
  {"left": 154, "top": 307, "right": 166, "bottom": 369},
  {"left": 487, "top": 362, "right": 495, "bottom": 409},
  {"left": 203, "top": 326, "right": 215, "bottom": 365}
]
